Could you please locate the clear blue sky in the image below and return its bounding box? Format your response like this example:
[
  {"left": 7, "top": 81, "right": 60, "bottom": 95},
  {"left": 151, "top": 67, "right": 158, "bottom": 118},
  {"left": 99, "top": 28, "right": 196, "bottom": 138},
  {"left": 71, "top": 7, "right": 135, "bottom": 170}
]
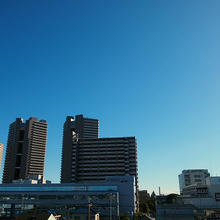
[{"left": 1, "top": 0, "right": 220, "bottom": 194}]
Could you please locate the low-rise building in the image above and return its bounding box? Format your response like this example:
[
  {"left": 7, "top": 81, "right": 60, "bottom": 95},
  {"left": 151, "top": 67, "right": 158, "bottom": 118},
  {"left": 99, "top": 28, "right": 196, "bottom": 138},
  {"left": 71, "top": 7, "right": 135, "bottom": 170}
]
[
  {"left": 157, "top": 172, "right": 220, "bottom": 219},
  {"left": 0, "top": 175, "right": 136, "bottom": 220},
  {"left": 181, "top": 183, "right": 220, "bottom": 210},
  {"left": 12, "top": 174, "right": 51, "bottom": 184},
  {"left": 206, "top": 176, "right": 220, "bottom": 186},
  {"left": 156, "top": 203, "right": 198, "bottom": 220},
  {"left": 178, "top": 169, "right": 210, "bottom": 193}
]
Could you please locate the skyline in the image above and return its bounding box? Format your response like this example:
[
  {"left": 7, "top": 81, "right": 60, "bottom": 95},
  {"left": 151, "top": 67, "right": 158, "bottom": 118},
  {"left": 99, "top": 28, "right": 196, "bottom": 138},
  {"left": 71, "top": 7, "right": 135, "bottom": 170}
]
[{"left": 1, "top": 0, "right": 220, "bottom": 194}]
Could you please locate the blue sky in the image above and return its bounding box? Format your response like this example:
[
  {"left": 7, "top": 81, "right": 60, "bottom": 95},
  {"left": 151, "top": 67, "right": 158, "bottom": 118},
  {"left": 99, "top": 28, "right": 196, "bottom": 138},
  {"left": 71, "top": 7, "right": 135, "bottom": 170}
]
[{"left": 1, "top": 0, "right": 220, "bottom": 194}]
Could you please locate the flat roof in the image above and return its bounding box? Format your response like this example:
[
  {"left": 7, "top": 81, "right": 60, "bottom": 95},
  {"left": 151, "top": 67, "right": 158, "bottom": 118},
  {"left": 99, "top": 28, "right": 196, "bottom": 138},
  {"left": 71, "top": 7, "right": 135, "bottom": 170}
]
[{"left": 0, "top": 184, "right": 117, "bottom": 192}]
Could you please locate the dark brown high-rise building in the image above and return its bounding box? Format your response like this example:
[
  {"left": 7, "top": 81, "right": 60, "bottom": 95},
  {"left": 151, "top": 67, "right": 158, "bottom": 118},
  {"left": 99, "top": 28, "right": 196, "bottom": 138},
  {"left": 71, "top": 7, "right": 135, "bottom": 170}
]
[
  {"left": 60, "top": 115, "right": 138, "bottom": 187},
  {"left": 70, "top": 137, "right": 138, "bottom": 183},
  {"left": 61, "top": 115, "right": 99, "bottom": 183},
  {"left": 61, "top": 114, "right": 139, "bottom": 209},
  {"left": 3, "top": 117, "right": 48, "bottom": 183}
]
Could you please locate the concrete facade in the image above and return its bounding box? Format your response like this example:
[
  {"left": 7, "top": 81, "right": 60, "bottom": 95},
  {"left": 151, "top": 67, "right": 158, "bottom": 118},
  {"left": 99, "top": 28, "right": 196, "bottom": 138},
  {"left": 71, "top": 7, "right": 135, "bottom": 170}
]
[
  {"left": 157, "top": 172, "right": 220, "bottom": 219},
  {"left": 157, "top": 176, "right": 220, "bottom": 219},
  {"left": 0, "top": 176, "right": 136, "bottom": 219},
  {"left": 60, "top": 115, "right": 139, "bottom": 211},
  {"left": 3, "top": 117, "right": 48, "bottom": 183},
  {"left": 156, "top": 204, "right": 197, "bottom": 220},
  {"left": 206, "top": 176, "right": 220, "bottom": 186},
  {"left": 61, "top": 115, "right": 99, "bottom": 183},
  {"left": 178, "top": 169, "right": 210, "bottom": 193},
  {"left": 60, "top": 115, "right": 138, "bottom": 184},
  {"left": 182, "top": 183, "right": 220, "bottom": 209},
  {"left": 70, "top": 137, "right": 138, "bottom": 183}
]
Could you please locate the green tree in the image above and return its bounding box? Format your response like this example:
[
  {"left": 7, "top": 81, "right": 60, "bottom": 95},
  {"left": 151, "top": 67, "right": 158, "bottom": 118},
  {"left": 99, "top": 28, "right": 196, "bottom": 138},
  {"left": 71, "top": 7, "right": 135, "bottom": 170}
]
[
  {"left": 133, "top": 212, "right": 143, "bottom": 220},
  {"left": 165, "top": 193, "right": 178, "bottom": 204},
  {"left": 151, "top": 191, "right": 156, "bottom": 199},
  {"left": 120, "top": 213, "right": 130, "bottom": 220},
  {"left": 139, "top": 202, "right": 150, "bottom": 215}
]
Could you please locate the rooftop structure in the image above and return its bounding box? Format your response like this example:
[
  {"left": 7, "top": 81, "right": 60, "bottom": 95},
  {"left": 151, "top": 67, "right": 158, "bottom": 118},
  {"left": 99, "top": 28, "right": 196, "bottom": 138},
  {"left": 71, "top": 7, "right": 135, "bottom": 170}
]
[{"left": 12, "top": 174, "right": 51, "bottom": 184}]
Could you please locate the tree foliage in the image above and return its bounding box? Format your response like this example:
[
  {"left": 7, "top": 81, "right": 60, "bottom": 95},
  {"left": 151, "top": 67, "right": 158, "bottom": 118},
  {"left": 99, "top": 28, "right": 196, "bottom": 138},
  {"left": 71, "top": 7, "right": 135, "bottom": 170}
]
[
  {"left": 120, "top": 213, "right": 130, "bottom": 220},
  {"left": 139, "top": 192, "right": 156, "bottom": 217},
  {"left": 165, "top": 193, "right": 178, "bottom": 204}
]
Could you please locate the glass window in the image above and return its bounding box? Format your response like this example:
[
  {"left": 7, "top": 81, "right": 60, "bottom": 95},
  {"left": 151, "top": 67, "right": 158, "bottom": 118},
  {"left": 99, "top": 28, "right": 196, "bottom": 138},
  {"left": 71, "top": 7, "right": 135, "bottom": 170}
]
[
  {"left": 57, "top": 195, "right": 73, "bottom": 200},
  {"left": 88, "top": 186, "right": 117, "bottom": 191},
  {"left": 19, "top": 130, "right": 25, "bottom": 141},
  {"left": 14, "top": 169, "right": 20, "bottom": 180},
  {"left": 194, "top": 175, "right": 201, "bottom": 178},
  {"left": 39, "top": 195, "right": 56, "bottom": 200},
  {"left": 17, "top": 143, "right": 23, "bottom": 153},
  {"left": 16, "top": 155, "right": 22, "bottom": 167},
  {"left": 0, "top": 185, "right": 117, "bottom": 192}
]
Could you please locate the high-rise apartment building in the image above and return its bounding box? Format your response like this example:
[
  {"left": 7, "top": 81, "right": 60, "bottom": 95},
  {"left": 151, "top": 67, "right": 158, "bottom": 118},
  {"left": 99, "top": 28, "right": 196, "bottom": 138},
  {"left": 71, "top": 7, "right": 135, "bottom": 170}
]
[
  {"left": 61, "top": 115, "right": 99, "bottom": 183},
  {"left": 0, "top": 144, "right": 3, "bottom": 169},
  {"left": 179, "top": 169, "right": 210, "bottom": 193},
  {"left": 3, "top": 117, "right": 48, "bottom": 183},
  {"left": 61, "top": 115, "right": 139, "bottom": 210},
  {"left": 70, "top": 137, "right": 138, "bottom": 183},
  {"left": 60, "top": 115, "right": 138, "bottom": 187}
]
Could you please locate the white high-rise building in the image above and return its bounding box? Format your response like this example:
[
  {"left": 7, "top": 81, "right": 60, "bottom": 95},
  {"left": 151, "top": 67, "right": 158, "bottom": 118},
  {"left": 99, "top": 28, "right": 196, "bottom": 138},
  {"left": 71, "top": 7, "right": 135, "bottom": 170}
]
[{"left": 178, "top": 169, "right": 210, "bottom": 193}]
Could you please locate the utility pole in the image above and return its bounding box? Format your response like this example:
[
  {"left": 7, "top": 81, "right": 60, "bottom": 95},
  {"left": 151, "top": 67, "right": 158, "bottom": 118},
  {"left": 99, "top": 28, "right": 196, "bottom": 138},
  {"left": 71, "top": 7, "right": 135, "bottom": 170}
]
[
  {"left": 88, "top": 202, "right": 92, "bottom": 220},
  {"left": 21, "top": 194, "right": 24, "bottom": 213},
  {"left": 110, "top": 193, "right": 112, "bottom": 220}
]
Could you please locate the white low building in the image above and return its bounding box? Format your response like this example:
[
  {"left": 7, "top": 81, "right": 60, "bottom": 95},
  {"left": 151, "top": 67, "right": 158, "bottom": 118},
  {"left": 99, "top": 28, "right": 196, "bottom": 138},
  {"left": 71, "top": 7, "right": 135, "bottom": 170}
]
[
  {"left": 178, "top": 169, "right": 210, "bottom": 193},
  {"left": 181, "top": 176, "right": 220, "bottom": 210}
]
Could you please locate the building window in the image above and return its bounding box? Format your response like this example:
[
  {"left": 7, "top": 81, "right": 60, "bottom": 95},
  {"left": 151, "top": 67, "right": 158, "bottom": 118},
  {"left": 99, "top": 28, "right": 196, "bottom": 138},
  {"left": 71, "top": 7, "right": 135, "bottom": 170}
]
[
  {"left": 14, "top": 168, "right": 20, "bottom": 179},
  {"left": 194, "top": 175, "right": 201, "bottom": 178},
  {"left": 16, "top": 155, "right": 22, "bottom": 167},
  {"left": 39, "top": 195, "right": 56, "bottom": 200},
  {"left": 17, "top": 143, "right": 23, "bottom": 153},
  {"left": 19, "top": 130, "right": 25, "bottom": 141}
]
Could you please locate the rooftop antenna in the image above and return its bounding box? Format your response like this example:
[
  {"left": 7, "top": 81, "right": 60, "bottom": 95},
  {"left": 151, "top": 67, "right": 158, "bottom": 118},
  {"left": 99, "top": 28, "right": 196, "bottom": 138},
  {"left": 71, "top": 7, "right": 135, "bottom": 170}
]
[{"left": 209, "top": 163, "right": 213, "bottom": 177}]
